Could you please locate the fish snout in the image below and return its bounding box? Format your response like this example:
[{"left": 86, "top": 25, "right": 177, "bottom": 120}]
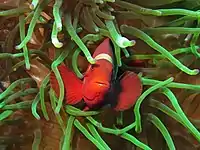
[
  {"left": 83, "top": 81, "right": 110, "bottom": 106},
  {"left": 94, "top": 81, "right": 110, "bottom": 88}
]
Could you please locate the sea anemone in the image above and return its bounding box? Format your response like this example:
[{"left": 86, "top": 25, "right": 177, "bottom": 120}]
[{"left": 0, "top": 0, "right": 200, "bottom": 149}]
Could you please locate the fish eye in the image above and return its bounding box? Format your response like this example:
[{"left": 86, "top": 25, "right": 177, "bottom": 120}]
[
  {"left": 89, "top": 64, "right": 99, "bottom": 71},
  {"left": 90, "top": 65, "right": 94, "bottom": 71},
  {"left": 91, "top": 65, "right": 96, "bottom": 70}
]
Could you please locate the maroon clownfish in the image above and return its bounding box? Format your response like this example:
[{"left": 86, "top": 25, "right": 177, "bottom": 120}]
[
  {"left": 82, "top": 38, "right": 142, "bottom": 111},
  {"left": 50, "top": 38, "right": 143, "bottom": 111}
]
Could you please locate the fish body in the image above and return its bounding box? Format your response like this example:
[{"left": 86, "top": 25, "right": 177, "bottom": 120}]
[
  {"left": 82, "top": 38, "right": 114, "bottom": 108},
  {"left": 82, "top": 38, "right": 143, "bottom": 111}
]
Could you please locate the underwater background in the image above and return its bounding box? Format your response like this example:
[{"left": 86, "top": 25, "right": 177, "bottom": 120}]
[{"left": 0, "top": 0, "right": 200, "bottom": 149}]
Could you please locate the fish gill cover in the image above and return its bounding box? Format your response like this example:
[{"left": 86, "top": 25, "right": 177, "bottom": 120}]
[{"left": 0, "top": 0, "right": 200, "bottom": 149}]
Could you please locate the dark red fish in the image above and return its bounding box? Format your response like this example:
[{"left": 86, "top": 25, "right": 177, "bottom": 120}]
[
  {"left": 82, "top": 38, "right": 143, "bottom": 111},
  {"left": 50, "top": 64, "right": 83, "bottom": 105},
  {"left": 50, "top": 38, "right": 143, "bottom": 111}
]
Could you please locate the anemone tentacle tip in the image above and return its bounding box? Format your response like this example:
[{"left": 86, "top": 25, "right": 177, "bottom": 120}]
[
  {"left": 194, "top": 69, "right": 200, "bottom": 74},
  {"left": 88, "top": 57, "right": 96, "bottom": 64},
  {"left": 15, "top": 45, "right": 21, "bottom": 50},
  {"left": 130, "top": 40, "right": 136, "bottom": 46},
  {"left": 30, "top": 1, "right": 38, "bottom": 10},
  {"left": 105, "top": 0, "right": 115, "bottom": 2},
  {"left": 170, "top": 77, "right": 174, "bottom": 81},
  {"left": 111, "top": 16, "right": 115, "bottom": 20},
  {"left": 117, "top": 36, "right": 136, "bottom": 48},
  {"left": 29, "top": 4, "right": 35, "bottom": 10},
  {"left": 125, "top": 53, "right": 130, "bottom": 58},
  {"left": 99, "top": 0, "right": 104, "bottom": 4},
  {"left": 95, "top": 28, "right": 100, "bottom": 33},
  {"left": 26, "top": 65, "right": 31, "bottom": 70},
  {"left": 118, "top": 63, "right": 122, "bottom": 67},
  {"left": 52, "top": 38, "right": 63, "bottom": 48}
]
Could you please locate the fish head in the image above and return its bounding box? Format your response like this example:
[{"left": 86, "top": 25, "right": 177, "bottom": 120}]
[{"left": 83, "top": 60, "right": 112, "bottom": 107}]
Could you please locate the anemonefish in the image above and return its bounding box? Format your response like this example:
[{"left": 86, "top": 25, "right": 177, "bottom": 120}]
[
  {"left": 50, "top": 38, "right": 143, "bottom": 111},
  {"left": 82, "top": 38, "right": 142, "bottom": 111}
]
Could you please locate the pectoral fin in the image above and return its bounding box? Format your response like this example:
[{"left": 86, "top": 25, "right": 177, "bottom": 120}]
[
  {"left": 114, "top": 71, "right": 142, "bottom": 111},
  {"left": 50, "top": 64, "right": 83, "bottom": 105}
]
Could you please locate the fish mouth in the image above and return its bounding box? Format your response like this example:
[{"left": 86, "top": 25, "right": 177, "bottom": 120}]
[
  {"left": 83, "top": 81, "right": 110, "bottom": 102},
  {"left": 95, "top": 81, "right": 110, "bottom": 87}
]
